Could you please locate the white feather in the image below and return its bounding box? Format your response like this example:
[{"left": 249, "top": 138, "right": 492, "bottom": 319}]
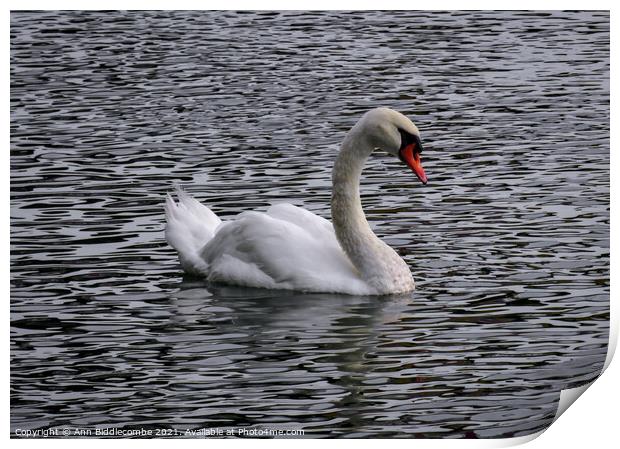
[{"left": 164, "top": 187, "right": 221, "bottom": 276}]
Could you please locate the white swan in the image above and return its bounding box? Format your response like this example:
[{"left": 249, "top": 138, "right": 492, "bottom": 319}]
[{"left": 165, "top": 107, "right": 428, "bottom": 295}]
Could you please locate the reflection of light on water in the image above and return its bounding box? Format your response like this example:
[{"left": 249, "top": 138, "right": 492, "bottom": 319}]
[{"left": 10, "top": 10, "right": 609, "bottom": 438}]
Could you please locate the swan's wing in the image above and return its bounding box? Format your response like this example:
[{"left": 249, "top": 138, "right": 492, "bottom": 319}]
[
  {"left": 265, "top": 203, "right": 335, "bottom": 239},
  {"left": 199, "top": 203, "right": 372, "bottom": 294}
]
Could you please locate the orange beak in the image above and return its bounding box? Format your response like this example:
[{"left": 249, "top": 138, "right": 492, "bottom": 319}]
[{"left": 399, "top": 143, "right": 427, "bottom": 185}]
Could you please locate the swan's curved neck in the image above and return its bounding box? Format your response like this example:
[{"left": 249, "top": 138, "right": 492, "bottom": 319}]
[
  {"left": 331, "top": 131, "right": 396, "bottom": 283},
  {"left": 331, "top": 132, "right": 373, "bottom": 231}
]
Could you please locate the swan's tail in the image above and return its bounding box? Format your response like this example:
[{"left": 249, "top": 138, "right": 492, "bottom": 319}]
[{"left": 164, "top": 187, "right": 222, "bottom": 276}]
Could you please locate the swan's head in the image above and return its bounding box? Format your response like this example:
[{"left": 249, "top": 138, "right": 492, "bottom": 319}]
[{"left": 359, "top": 107, "right": 428, "bottom": 184}]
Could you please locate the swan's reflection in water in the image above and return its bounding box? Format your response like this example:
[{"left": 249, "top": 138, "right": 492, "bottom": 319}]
[
  {"left": 167, "top": 280, "right": 422, "bottom": 436},
  {"left": 160, "top": 280, "right": 568, "bottom": 437}
]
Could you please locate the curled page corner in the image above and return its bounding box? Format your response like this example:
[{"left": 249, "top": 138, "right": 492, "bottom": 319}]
[
  {"left": 492, "top": 382, "right": 595, "bottom": 448},
  {"left": 495, "top": 329, "right": 616, "bottom": 447},
  {"left": 553, "top": 382, "right": 592, "bottom": 423},
  {"left": 550, "top": 323, "right": 616, "bottom": 427}
]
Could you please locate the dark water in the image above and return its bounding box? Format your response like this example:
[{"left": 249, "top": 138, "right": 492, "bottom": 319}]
[{"left": 10, "top": 11, "right": 609, "bottom": 438}]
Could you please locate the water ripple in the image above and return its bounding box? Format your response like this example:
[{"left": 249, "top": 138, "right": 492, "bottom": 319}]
[{"left": 11, "top": 10, "right": 609, "bottom": 438}]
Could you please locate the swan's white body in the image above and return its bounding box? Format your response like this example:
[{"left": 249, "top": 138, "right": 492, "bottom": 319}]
[{"left": 165, "top": 107, "right": 427, "bottom": 295}]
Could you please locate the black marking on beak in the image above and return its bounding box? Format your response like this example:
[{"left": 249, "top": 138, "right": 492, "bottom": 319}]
[
  {"left": 413, "top": 134, "right": 424, "bottom": 154},
  {"left": 398, "top": 129, "right": 423, "bottom": 154}
]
